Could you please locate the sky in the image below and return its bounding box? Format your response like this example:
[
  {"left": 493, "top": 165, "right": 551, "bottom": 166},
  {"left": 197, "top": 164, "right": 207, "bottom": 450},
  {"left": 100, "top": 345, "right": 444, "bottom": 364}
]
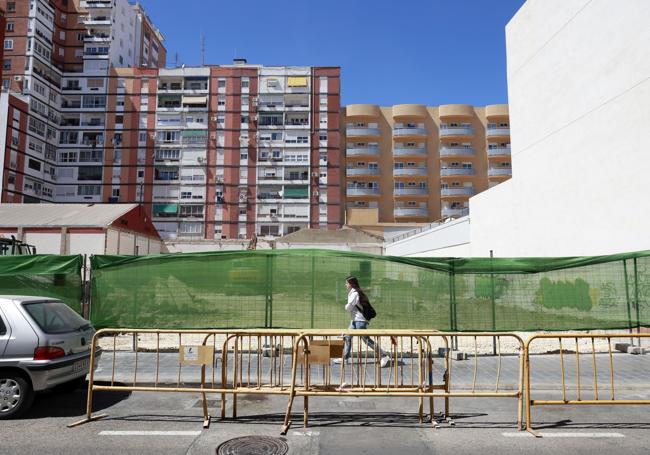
[{"left": 137, "top": 0, "right": 526, "bottom": 106}]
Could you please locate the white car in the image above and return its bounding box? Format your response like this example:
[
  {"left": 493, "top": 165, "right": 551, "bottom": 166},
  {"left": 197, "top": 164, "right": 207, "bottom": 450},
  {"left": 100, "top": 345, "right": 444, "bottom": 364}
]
[{"left": 0, "top": 296, "right": 101, "bottom": 419}]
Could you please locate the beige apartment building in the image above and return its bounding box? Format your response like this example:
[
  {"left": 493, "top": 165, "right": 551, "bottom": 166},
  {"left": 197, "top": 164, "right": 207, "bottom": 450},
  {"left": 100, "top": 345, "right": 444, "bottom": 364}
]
[{"left": 341, "top": 104, "right": 510, "bottom": 236}]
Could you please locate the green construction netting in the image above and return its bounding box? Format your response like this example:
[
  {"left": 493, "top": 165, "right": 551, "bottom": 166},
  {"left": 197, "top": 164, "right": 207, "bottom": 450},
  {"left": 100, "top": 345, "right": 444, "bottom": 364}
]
[
  {"left": 0, "top": 255, "right": 84, "bottom": 314},
  {"left": 89, "top": 249, "right": 650, "bottom": 331}
]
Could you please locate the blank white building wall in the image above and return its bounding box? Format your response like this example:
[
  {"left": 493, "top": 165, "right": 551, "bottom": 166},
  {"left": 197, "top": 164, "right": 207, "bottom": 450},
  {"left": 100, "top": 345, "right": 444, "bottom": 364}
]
[{"left": 467, "top": 0, "right": 650, "bottom": 257}]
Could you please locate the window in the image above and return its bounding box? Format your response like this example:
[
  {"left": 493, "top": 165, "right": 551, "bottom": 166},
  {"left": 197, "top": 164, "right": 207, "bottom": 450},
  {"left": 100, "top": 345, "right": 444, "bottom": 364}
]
[
  {"left": 22, "top": 301, "right": 88, "bottom": 334},
  {"left": 2, "top": 59, "right": 10, "bottom": 70},
  {"left": 139, "top": 132, "right": 147, "bottom": 142},
  {"left": 240, "top": 153, "right": 248, "bottom": 160},
  {"left": 218, "top": 78, "right": 226, "bottom": 88},
  {"left": 7, "top": 2, "right": 15, "bottom": 13},
  {"left": 112, "top": 188, "right": 120, "bottom": 198},
  {"left": 4, "top": 40, "right": 13, "bottom": 50},
  {"left": 319, "top": 133, "right": 327, "bottom": 141},
  {"left": 77, "top": 166, "right": 102, "bottom": 181},
  {"left": 28, "top": 159, "right": 41, "bottom": 171},
  {"left": 77, "top": 185, "right": 101, "bottom": 196},
  {"left": 241, "top": 78, "right": 249, "bottom": 88},
  {"left": 6, "top": 23, "right": 14, "bottom": 32}
]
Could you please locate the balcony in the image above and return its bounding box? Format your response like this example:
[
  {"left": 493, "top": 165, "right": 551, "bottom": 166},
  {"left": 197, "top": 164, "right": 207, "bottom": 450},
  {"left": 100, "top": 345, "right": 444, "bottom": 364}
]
[
  {"left": 84, "top": 34, "right": 111, "bottom": 43},
  {"left": 440, "top": 147, "right": 475, "bottom": 158},
  {"left": 394, "top": 207, "right": 429, "bottom": 217},
  {"left": 80, "top": 0, "right": 112, "bottom": 7},
  {"left": 394, "top": 168, "right": 428, "bottom": 176},
  {"left": 393, "top": 147, "right": 427, "bottom": 157},
  {"left": 441, "top": 188, "right": 475, "bottom": 197},
  {"left": 440, "top": 127, "right": 474, "bottom": 137},
  {"left": 394, "top": 188, "right": 428, "bottom": 196},
  {"left": 347, "top": 188, "right": 380, "bottom": 197},
  {"left": 393, "top": 127, "right": 427, "bottom": 137},
  {"left": 347, "top": 168, "right": 380, "bottom": 177},
  {"left": 347, "top": 147, "right": 380, "bottom": 157},
  {"left": 487, "top": 147, "right": 511, "bottom": 157},
  {"left": 346, "top": 127, "right": 380, "bottom": 137},
  {"left": 488, "top": 167, "right": 512, "bottom": 177},
  {"left": 441, "top": 207, "right": 469, "bottom": 218},
  {"left": 440, "top": 168, "right": 475, "bottom": 177},
  {"left": 486, "top": 127, "right": 510, "bottom": 138},
  {"left": 81, "top": 15, "right": 112, "bottom": 26}
]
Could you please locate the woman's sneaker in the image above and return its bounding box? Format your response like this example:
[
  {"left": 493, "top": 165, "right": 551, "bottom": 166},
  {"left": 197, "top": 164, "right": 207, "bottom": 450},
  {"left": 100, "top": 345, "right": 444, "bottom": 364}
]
[
  {"left": 333, "top": 358, "right": 348, "bottom": 364},
  {"left": 380, "top": 355, "right": 390, "bottom": 368}
]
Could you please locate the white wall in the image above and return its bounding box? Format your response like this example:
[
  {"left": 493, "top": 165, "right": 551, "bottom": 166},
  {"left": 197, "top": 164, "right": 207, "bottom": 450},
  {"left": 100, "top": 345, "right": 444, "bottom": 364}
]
[
  {"left": 467, "top": 0, "right": 650, "bottom": 257},
  {"left": 68, "top": 234, "right": 105, "bottom": 255},
  {"left": 385, "top": 218, "right": 471, "bottom": 257},
  {"left": 22, "top": 233, "right": 62, "bottom": 254}
]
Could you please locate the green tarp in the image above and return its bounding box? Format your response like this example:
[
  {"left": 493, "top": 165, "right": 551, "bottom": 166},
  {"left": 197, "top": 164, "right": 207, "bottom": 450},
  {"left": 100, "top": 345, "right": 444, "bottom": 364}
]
[
  {"left": 0, "top": 255, "right": 84, "bottom": 314},
  {"left": 89, "top": 249, "right": 650, "bottom": 331},
  {"left": 284, "top": 187, "right": 308, "bottom": 198}
]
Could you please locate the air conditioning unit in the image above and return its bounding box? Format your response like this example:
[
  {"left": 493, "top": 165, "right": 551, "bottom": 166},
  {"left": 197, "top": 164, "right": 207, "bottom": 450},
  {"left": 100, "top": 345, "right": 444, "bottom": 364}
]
[
  {"left": 197, "top": 157, "right": 205, "bottom": 163},
  {"left": 239, "top": 194, "right": 247, "bottom": 202},
  {"left": 13, "top": 76, "right": 22, "bottom": 81}
]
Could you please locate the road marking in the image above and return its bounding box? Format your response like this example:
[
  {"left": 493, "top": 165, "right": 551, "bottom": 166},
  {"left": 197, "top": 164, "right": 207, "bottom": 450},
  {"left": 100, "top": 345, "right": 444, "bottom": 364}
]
[
  {"left": 502, "top": 432, "right": 625, "bottom": 438},
  {"left": 99, "top": 431, "right": 202, "bottom": 436}
]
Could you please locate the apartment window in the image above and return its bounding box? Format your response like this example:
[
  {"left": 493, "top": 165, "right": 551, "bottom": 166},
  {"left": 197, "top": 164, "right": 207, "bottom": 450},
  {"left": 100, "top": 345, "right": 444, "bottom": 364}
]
[
  {"left": 319, "top": 133, "right": 327, "bottom": 141},
  {"left": 77, "top": 166, "right": 102, "bottom": 181},
  {"left": 77, "top": 33, "right": 85, "bottom": 41},
  {"left": 112, "top": 188, "right": 120, "bottom": 198},
  {"left": 239, "top": 208, "right": 246, "bottom": 216},
  {"left": 217, "top": 79, "right": 226, "bottom": 88},
  {"left": 2, "top": 79, "right": 9, "bottom": 90},
  {"left": 138, "top": 170, "right": 144, "bottom": 178},
  {"left": 6, "top": 23, "right": 14, "bottom": 32},
  {"left": 240, "top": 153, "right": 248, "bottom": 160},
  {"left": 58, "top": 151, "right": 77, "bottom": 163},
  {"left": 4, "top": 40, "right": 13, "bottom": 50},
  {"left": 271, "top": 132, "right": 282, "bottom": 140},
  {"left": 217, "top": 96, "right": 225, "bottom": 106},
  {"left": 139, "top": 132, "right": 147, "bottom": 142},
  {"left": 2, "top": 60, "right": 10, "bottom": 70},
  {"left": 28, "top": 159, "right": 41, "bottom": 171},
  {"left": 241, "top": 78, "right": 249, "bottom": 88},
  {"left": 272, "top": 150, "right": 281, "bottom": 159},
  {"left": 79, "top": 150, "right": 103, "bottom": 162},
  {"left": 7, "top": 2, "right": 15, "bottom": 12},
  {"left": 77, "top": 185, "right": 101, "bottom": 196},
  {"left": 241, "top": 115, "right": 249, "bottom": 124}
]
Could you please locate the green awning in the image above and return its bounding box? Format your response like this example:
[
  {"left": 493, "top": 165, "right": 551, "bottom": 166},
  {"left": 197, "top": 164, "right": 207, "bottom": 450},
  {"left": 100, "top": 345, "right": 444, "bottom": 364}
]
[
  {"left": 284, "top": 186, "right": 308, "bottom": 198},
  {"left": 153, "top": 204, "right": 178, "bottom": 215}
]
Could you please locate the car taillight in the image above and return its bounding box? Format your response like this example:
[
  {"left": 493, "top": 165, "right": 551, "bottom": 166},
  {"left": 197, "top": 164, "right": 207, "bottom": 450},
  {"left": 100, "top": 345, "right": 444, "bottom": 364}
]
[{"left": 34, "top": 346, "right": 66, "bottom": 360}]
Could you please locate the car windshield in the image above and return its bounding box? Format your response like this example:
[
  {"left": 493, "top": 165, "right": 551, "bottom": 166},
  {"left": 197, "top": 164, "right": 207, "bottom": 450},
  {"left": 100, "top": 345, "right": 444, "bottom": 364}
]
[{"left": 22, "top": 301, "right": 89, "bottom": 334}]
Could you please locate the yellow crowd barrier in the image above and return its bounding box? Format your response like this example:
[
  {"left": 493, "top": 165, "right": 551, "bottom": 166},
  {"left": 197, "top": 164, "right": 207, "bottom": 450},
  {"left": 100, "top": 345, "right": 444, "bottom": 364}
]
[
  {"left": 524, "top": 333, "right": 650, "bottom": 437},
  {"left": 68, "top": 328, "right": 525, "bottom": 432},
  {"left": 281, "top": 331, "right": 525, "bottom": 434}
]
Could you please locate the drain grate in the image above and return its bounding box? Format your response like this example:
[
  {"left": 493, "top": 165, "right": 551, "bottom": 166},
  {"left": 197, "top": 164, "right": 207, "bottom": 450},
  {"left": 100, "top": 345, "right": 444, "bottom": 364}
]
[{"left": 216, "top": 436, "right": 289, "bottom": 455}]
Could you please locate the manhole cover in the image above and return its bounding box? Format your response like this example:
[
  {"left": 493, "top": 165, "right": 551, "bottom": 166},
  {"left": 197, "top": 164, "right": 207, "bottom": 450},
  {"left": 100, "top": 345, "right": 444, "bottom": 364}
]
[{"left": 216, "top": 436, "right": 289, "bottom": 455}]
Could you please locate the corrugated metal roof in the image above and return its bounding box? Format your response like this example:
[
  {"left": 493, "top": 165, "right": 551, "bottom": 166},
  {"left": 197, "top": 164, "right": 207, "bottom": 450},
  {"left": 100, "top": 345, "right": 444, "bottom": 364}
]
[{"left": 0, "top": 204, "right": 139, "bottom": 228}]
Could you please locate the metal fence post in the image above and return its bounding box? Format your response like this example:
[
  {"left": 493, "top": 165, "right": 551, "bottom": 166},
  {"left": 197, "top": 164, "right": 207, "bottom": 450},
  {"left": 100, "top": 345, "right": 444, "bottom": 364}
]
[
  {"left": 634, "top": 258, "right": 641, "bottom": 344},
  {"left": 624, "top": 259, "right": 634, "bottom": 345},
  {"left": 490, "top": 250, "right": 497, "bottom": 355},
  {"left": 310, "top": 253, "right": 315, "bottom": 329},
  {"left": 265, "top": 253, "right": 274, "bottom": 329}
]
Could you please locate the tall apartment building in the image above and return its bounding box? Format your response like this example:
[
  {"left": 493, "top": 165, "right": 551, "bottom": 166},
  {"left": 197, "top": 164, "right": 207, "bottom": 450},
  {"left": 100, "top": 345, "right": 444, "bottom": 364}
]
[
  {"left": 342, "top": 104, "right": 510, "bottom": 234},
  {"left": 1, "top": 6, "right": 5, "bottom": 82},
  {"left": 0, "top": 0, "right": 164, "bottom": 204},
  {"left": 105, "top": 62, "right": 342, "bottom": 240}
]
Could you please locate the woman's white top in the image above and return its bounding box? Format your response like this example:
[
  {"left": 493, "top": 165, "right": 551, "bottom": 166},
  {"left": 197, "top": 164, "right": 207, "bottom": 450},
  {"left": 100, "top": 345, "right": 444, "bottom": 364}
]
[{"left": 345, "top": 288, "right": 367, "bottom": 322}]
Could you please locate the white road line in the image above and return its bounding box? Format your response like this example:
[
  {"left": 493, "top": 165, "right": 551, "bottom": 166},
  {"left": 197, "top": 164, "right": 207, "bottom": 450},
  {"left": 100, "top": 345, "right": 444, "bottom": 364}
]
[
  {"left": 502, "top": 432, "right": 625, "bottom": 438},
  {"left": 99, "top": 431, "right": 202, "bottom": 436}
]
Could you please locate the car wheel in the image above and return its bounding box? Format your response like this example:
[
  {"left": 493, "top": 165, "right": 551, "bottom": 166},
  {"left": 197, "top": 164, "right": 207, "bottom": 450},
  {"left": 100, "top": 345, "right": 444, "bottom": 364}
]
[{"left": 0, "top": 374, "right": 34, "bottom": 419}]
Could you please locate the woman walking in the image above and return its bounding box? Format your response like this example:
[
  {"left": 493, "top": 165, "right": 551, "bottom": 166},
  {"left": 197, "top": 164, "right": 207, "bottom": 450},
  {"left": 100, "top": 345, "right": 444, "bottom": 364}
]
[{"left": 334, "top": 276, "right": 390, "bottom": 367}]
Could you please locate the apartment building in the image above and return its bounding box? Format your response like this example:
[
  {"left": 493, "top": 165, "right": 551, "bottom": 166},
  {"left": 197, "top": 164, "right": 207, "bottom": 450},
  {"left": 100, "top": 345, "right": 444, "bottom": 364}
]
[
  {"left": 0, "top": 0, "right": 164, "bottom": 204},
  {"left": 1, "top": 6, "right": 5, "bottom": 82},
  {"left": 105, "top": 62, "right": 342, "bottom": 240},
  {"left": 342, "top": 104, "right": 510, "bottom": 234}
]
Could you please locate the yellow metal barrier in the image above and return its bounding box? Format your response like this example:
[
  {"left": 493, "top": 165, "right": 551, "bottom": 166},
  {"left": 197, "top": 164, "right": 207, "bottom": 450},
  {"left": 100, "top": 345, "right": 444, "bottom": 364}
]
[
  {"left": 524, "top": 333, "right": 650, "bottom": 437},
  {"left": 281, "top": 331, "right": 525, "bottom": 434},
  {"left": 68, "top": 328, "right": 299, "bottom": 429}
]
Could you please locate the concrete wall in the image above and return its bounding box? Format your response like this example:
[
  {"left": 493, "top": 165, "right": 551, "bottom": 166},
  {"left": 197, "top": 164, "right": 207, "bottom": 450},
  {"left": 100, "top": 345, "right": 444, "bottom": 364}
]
[
  {"left": 463, "top": 0, "right": 650, "bottom": 257},
  {"left": 385, "top": 217, "right": 470, "bottom": 257}
]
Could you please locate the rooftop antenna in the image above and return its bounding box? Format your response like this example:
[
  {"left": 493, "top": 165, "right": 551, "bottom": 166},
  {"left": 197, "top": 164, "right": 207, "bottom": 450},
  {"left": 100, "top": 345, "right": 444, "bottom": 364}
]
[
  {"left": 201, "top": 32, "right": 205, "bottom": 66},
  {"left": 174, "top": 52, "right": 180, "bottom": 68}
]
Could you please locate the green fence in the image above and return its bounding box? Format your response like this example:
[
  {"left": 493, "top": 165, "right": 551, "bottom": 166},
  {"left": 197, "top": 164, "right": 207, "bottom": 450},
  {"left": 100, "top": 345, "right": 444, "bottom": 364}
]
[
  {"left": 0, "top": 255, "right": 84, "bottom": 313},
  {"left": 89, "top": 249, "right": 650, "bottom": 331}
]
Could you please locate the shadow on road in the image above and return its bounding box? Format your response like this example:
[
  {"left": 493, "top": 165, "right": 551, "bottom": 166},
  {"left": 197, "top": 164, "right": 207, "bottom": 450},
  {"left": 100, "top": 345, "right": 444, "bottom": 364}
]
[{"left": 20, "top": 381, "right": 131, "bottom": 419}]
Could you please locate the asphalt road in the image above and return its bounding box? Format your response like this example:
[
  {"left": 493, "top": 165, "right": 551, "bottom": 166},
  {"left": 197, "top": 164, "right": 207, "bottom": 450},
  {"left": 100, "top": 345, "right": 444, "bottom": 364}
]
[{"left": 2, "top": 384, "right": 650, "bottom": 454}]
